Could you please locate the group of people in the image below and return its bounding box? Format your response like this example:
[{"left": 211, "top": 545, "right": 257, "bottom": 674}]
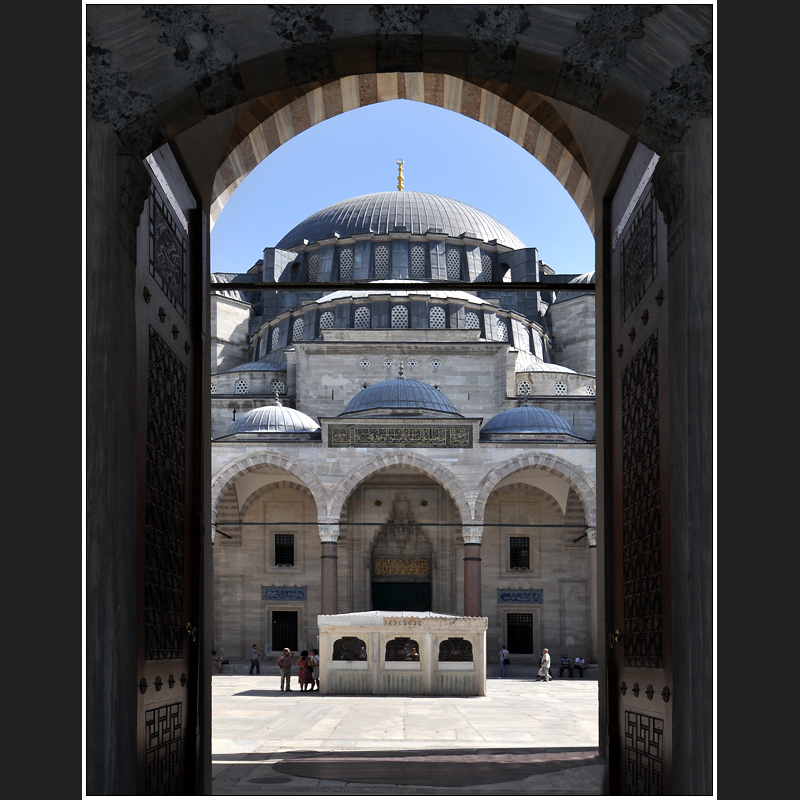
[
  {"left": 498, "top": 646, "right": 587, "bottom": 680},
  {"left": 275, "top": 647, "right": 320, "bottom": 691}
]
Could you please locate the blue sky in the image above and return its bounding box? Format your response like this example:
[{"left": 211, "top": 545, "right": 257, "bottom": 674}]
[{"left": 210, "top": 99, "right": 595, "bottom": 277}]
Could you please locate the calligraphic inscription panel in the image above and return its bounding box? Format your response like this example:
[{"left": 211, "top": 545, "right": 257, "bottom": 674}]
[
  {"left": 262, "top": 586, "right": 307, "bottom": 601},
  {"left": 329, "top": 425, "right": 472, "bottom": 448},
  {"left": 374, "top": 558, "right": 429, "bottom": 576},
  {"left": 497, "top": 589, "right": 543, "bottom": 604}
]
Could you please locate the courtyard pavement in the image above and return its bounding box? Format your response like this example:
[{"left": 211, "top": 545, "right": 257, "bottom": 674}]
[{"left": 211, "top": 668, "right": 605, "bottom": 795}]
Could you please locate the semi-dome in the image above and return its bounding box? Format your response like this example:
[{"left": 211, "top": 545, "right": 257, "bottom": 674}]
[
  {"left": 340, "top": 377, "right": 461, "bottom": 417},
  {"left": 228, "top": 403, "right": 320, "bottom": 434},
  {"left": 276, "top": 192, "right": 526, "bottom": 251},
  {"left": 481, "top": 404, "right": 578, "bottom": 437},
  {"left": 553, "top": 271, "right": 595, "bottom": 303}
]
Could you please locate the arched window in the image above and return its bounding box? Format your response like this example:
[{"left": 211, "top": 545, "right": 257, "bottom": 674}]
[
  {"left": 480, "top": 251, "right": 493, "bottom": 282},
  {"left": 374, "top": 244, "right": 389, "bottom": 279},
  {"left": 308, "top": 252, "right": 320, "bottom": 282},
  {"left": 496, "top": 319, "right": 508, "bottom": 342},
  {"left": 270, "top": 327, "right": 280, "bottom": 351},
  {"left": 446, "top": 246, "right": 461, "bottom": 280},
  {"left": 319, "top": 311, "right": 334, "bottom": 330},
  {"left": 385, "top": 638, "right": 420, "bottom": 662},
  {"left": 234, "top": 379, "right": 248, "bottom": 394},
  {"left": 410, "top": 244, "right": 426, "bottom": 279},
  {"left": 292, "top": 318, "right": 304, "bottom": 342},
  {"left": 438, "top": 637, "right": 473, "bottom": 662},
  {"left": 338, "top": 246, "right": 354, "bottom": 281},
  {"left": 332, "top": 636, "right": 367, "bottom": 661},
  {"left": 465, "top": 311, "right": 480, "bottom": 330},
  {"left": 429, "top": 306, "right": 446, "bottom": 328},
  {"left": 354, "top": 306, "right": 371, "bottom": 328},
  {"left": 391, "top": 305, "right": 408, "bottom": 329}
]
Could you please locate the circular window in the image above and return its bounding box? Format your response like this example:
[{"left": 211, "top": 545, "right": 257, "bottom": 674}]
[
  {"left": 360, "top": 358, "right": 370, "bottom": 369},
  {"left": 384, "top": 358, "right": 394, "bottom": 369},
  {"left": 430, "top": 359, "right": 441, "bottom": 369},
  {"left": 210, "top": 383, "right": 216, "bottom": 395},
  {"left": 554, "top": 381, "right": 567, "bottom": 396},
  {"left": 586, "top": 384, "right": 596, "bottom": 396},
  {"left": 406, "top": 359, "right": 417, "bottom": 369}
]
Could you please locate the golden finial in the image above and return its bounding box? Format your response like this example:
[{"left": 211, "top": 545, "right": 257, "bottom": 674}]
[{"left": 396, "top": 159, "right": 404, "bottom": 191}]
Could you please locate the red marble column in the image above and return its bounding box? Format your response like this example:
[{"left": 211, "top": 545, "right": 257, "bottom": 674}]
[
  {"left": 319, "top": 524, "right": 339, "bottom": 616},
  {"left": 462, "top": 525, "right": 483, "bottom": 617}
]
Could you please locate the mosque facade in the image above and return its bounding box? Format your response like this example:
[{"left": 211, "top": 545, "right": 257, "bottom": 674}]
[{"left": 209, "top": 181, "right": 598, "bottom": 668}]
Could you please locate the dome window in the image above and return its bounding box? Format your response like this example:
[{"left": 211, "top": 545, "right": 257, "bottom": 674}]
[
  {"left": 586, "top": 384, "right": 596, "bottom": 396},
  {"left": 235, "top": 379, "right": 248, "bottom": 395},
  {"left": 384, "top": 358, "right": 394, "bottom": 369},
  {"left": 271, "top": 379, "right": 285, "bottom": 396},
  {"left": 430, "top": 359, "right": 441, "bottom": 370},
  {"left": 270, "top": 328, "right": 280, "bottom": 351},
  {"left": 319, "top": 311, "right": 334, "bottom": 330},
  {"left": 374, "top": 245, "right": 389, "bottom": 279},
  {"left": 496, "top": 319, "right": 509, "bottom": 342},
  {"left": 429, "top": 306, "right": 446, "bottom": 329},
  {"left": 407, "top": 359, "right": 417, "bottom": 369},
  {"left": 308, "top": 252, "right": 320, "bottom": 282},
  {"left": 480, "top": 251, "right": 493, "bottom": 282},
  {"left": 360, "top": 358, "right": 370, "bottom": 369},
  {"left": 410, "top": 244, "right": 426, "bottom": 279},
  {"left": 518, "top": 381, "right": 531, "bottom": 396},
  {"left": 554, "top": 381, "right": 567, "bottom": 396},
  {"left": 339, "top": 247, "right": 354, "bottom": 281},
  {"left": 446, "top": 246, "right": 462, "bottom": 281},
  {"left": 391, "top": 305, "right": 409, "bottom": 329},
  {"left": 354, "top": 306, "right": 371, "bottom": 329},
  {"left": 292, "top": 318, "right": 304, "bottom": 342},
  {"left": 465, "top": 311, "right": 480, "bottom": 330},
  {"left": 210, "top": 383, "right": 217, "bottom": 395},
  {"left": 532, "top": 331, "right": 544, "bottom": 359}
]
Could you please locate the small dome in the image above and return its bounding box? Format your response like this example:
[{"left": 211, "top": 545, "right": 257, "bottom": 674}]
[
  {"left": 481, "top": 405, "right": 577, "bottom": 436},
  {"left": 228, "top": 404, "right": 320, "bottom": 434},
  {"left": 515, "top": 352, "right": 576, "bottom": 374},
  {"left": 341, "top": 377, "right": 460, "bottom": 417}
]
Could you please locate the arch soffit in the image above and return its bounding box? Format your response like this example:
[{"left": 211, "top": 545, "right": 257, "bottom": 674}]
[
  {"left": 474, "top": 453, "right": 597, "bottom": 528},
  {"left": 327, "top": 450, "right": 473, "bottom": 525},
  {"left": 239, "top": 480, "right": 315, "bottom": 520},
  {"left": 212, "top": 74, "right": 595, "bottom": 232},
  {"left": 210, "top": 449, "right": 328, "bottom": 523}
]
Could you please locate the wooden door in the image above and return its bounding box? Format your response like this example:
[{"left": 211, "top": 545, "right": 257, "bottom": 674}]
[
  {"left": 134, "top": 159, "right": 205, "bottom": 794},
  {"left": 608, "top": 173, "right": 673, "bottom": 794}
]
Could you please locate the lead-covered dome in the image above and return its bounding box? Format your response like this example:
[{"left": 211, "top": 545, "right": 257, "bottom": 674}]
[
  {"left": 340, "top": 377, "right": 461, "bottom": 417},
  {"left": 481, "top": 404, "right": 577, "bottom": 437},
  {"left": 276, "top": 192, "right": 525, "bottom": 251},
  {"left": 228, "top": 403, "right": 320, "bottom": 435}
]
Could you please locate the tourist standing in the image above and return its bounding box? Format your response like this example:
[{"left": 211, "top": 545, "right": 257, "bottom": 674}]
[
  {"left": 309, "top": 648, "right": 320, "bottom": 691},
  {"left": 276, "top": 647, "right": 293, "bottom": 691},
  {"left": 499, "top": 645, "right": 510, "bottom": 678},
  {"left": 249, "top": 644, "right": 262, "bottom": 675}
]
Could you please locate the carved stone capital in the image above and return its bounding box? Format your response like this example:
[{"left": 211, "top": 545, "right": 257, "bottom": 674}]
[
  {"left": 586, "top": 527, "right": 597, "bottom": 547},
  {"left": 318, "top": 523, "right": 339, "bottom": 543},
  {"left": 461, "top": 525, "right": 483, "bottom": 545}
]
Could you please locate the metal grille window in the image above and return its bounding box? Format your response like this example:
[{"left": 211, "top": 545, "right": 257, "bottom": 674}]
[
  {"left": 446, "top": 246, "right": 461, "bottom": 280},
  {"left": 496, "top": 319, "right": 509, "bottom": 342},
  {"left": 465, "top": 311, "right": 480, "bottom": 330},
  {"left": 430, "top": 358, "right": 441, "bottom": 369},
  {"left": 319, "top": 311, "right": 334, "bottom": 330},
  {"left": 586, "top": 384, "right": 596, "bottom": 396},
  {"left": 510, "top": 536, "right": 530, "bottom": 569},
  {"left": 429, "top": 306, "right": 446, "bottom": 328},
  {"left": 272, "top": 610, "right": 298, "bottom": 652},
  {"left": 554, "top": 381, "right": 567, "bottom": 396},
  {"left": 410, "top": 244, "right": 426, "bottom": 279},
  {"left": 391, "top": 305, "right": 409, "bottom": 328},
  {"left": 438, "top": 637, "right": 473, "bottom": 662},
  {"left": 480, "top": 251, "right": 493, "bottom": 281},
  {"left": 385, "top": 637, "right": 420, "bottom": 661},
  {"left": 406, "top": 359, "right": 417, "bottom": 369},
  {"left": 338, "top": 247, "right": 353, "bottom": 281},
  {"left": 354, "top": 306, "right": 371, "bottom": 328},
  {"left": 507, "top": 613, "right": 534, "bottom": 654},
  {"left": 270, "top": 379, "right": 285, "bottom": 396},
  {"left": 518, "top": 381, "right": 531, "bottom": 396},
  {"left": 210, "top": 383, "right": 216, "bottom": 394},
  {"left": 308, "top": 252, "right": 319, "bottom": 281},
  {"left": 374, "top": 245, "right": 389, "bottom": 279},
  {"left": 274, "top": 534, "right": 295, "bottom": 566},
  {"left": 234, "top": 379, "right": 248, "bottom": 394},
  {"left": 292, "top": 318, "right": 304, "bottom": 341},
  {"left": 271, "top": 327, "right": 280, "bottom": 351},
  {"left": 332, "top": 636, "right": 367, "bottom": 661}
]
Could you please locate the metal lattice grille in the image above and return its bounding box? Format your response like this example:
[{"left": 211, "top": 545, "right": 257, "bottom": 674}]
[
  {"left": 465, "top": 311, "right": 480, "bottom": 330},
  {"left": 144, "top": 702, "right": 182, "bottom": 795},
  {"left": 555, "top": 381, "right": 567, "bottom": 396},
  {"left": 332, "top": 636, "right": 367, "bottom": 661},
  {"left": 274, "top": 534, "right": 294, "bottom": 566},
  {"left": 624, "top": 711, "right": 664, "bottom": 795},
  {"left": 234, "top": 379, "right": 248, "bottom": 394},
  {"left": 385, "top": 637, "right": 419, "bottom": 661},
  {"left": 148, "top": 190, "right": 186, "bottom": 320},
  {"left": 621, "top": 331, "right": 663, "bottom": 668},
  {"left": 308, "top": 252, "right": 319, "bottom": 281},
  {"left": 429, "top": 306, "right": 446, "bottom": 328},
  {"left": 271, "top": 379, "right": 285, "bottom": 395},
  {"left": 621, "top": 193, "right": 658, "bottom": 323},
  {"left": 481, "top": 251, "right": 493, "bottom": 281},
  {"left": 292, "top": 318, "right": 304, "bottom": 341},
  {"left": 319, "top": 311, "right": 334, "bottom": 330},
  {"left": 438, "top": 637, "right": 473, "bottom": 662},
  {"left": 506, "top": 613, "right": 533, "bottom": 654},
  {"left": 272, "top": 611, "right": 298, "bottom": 652},
  {"left": 510, "top": 536, "right": 530, "bottom": 569},
  {"left": 518, "top": 381, "right": 531, "bottom": 396},
  {"left": 410, "top": 244, "right": 426, "bottom": 278},
  {"left": 446, "top": 247, "right": 461, "bottom": 280},
  {"left": 354, "top": 306, "right": 371, "bottom": 328},
  {"left": 496, "top": 319, "right": 508, "bottom": 341},
  {"left": 271, "top": 327, "right": 280, "bottom": 351},
  {"left": 339, "top": 247, "right": 353, "bottom": 280},
  {"left": 391, "top": 305, "right": 408, "bottom": 328},
  {"left": 374, "top": 245, "right": 389, "bottom": 279},
  {"left": 144, "top": 328, "right": 186, "bottom": 660}
]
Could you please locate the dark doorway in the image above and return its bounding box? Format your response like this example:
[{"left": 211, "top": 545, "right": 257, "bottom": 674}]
[
  {"left": 372, "top": 582, "right": 431, "bottom": 611},
  {"left": 507, "top": 613, "right": 534, "bottom": 654},
  {"left": 272, "top": 610, "right": 298, "bottom": 652}
]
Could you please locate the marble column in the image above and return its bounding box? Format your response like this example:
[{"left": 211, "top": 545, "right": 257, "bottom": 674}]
[
  {"left": 587, "top": 527, "right": 599, "bottom": 663},
  {"left": 319, "top": 523, "right": 339, "bottom": 616},
  {"left": 462, "top": 525, "right": 483, "bottom": 617}
]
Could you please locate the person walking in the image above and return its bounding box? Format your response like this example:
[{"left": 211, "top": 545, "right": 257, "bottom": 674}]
[
  {"left": 499, "top": 645, "right": 510, "bottom": 678},
  {"left": 249, "top": 644, "right": 262, "bottom": 675},
  {"left": 537, "top": 648, "right": 552, "bottom": 681},
  {"left": 276, "top": 647, "right": 293, "bottom": 691}
]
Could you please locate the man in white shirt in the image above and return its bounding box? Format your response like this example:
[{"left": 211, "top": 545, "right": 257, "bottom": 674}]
[{"left": 537, "top": 648, "right": 551, "bottom": 681}]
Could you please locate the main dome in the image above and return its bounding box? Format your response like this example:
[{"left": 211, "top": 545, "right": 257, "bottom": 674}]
[{"left": 276, "top": 192, "right": 526, "bottom": 251}]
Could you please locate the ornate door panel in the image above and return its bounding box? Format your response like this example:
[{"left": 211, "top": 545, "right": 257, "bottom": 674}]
[
  {"left": 609, "top": 172, "right": 673, "bottom": 794},
  {"left": 134, "top": 161, "right": 204, "bottom": 794}
]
